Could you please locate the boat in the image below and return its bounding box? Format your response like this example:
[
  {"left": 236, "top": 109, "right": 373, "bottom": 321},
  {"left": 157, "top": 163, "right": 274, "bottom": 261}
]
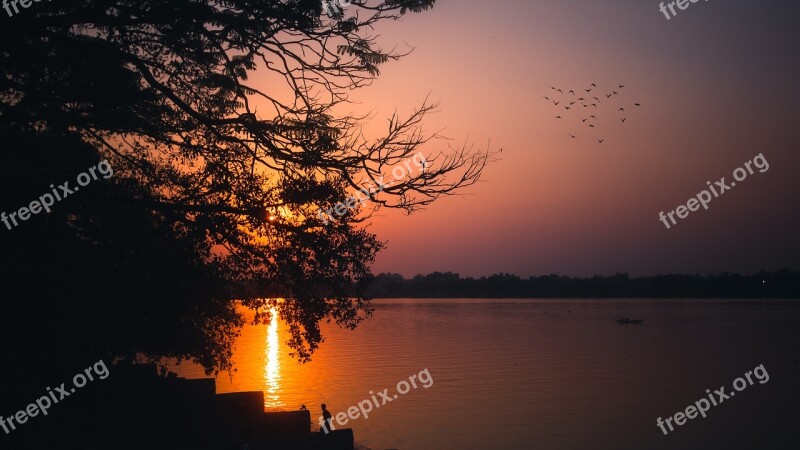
[{"left": 616, "top": 318, "right": 644, "bottom": 324}]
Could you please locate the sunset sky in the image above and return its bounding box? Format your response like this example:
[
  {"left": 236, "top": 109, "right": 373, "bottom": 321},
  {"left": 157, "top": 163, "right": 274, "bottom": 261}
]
[{"left": 320, "top": 0, "right": 800, "bottom": 278}]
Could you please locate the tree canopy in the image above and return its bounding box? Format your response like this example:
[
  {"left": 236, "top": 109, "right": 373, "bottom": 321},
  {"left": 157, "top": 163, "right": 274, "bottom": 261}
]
[{"left": 0, "top": 0, "right": 491, "bottom": 374}]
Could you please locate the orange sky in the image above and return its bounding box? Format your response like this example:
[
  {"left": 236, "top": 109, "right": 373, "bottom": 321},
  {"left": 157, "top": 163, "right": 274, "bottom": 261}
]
[{"left": 258, "top": 0, "right": 800, "bottom": 277}]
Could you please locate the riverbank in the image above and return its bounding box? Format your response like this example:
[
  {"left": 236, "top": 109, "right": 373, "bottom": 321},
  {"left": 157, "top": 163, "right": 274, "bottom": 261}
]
[{"left": 0, "top": 363, "right": 354, "bottom": 450}]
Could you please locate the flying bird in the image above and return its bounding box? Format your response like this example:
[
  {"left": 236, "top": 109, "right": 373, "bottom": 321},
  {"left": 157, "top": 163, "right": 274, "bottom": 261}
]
[
  {"left": 584, "top": 89, "right": 592, "bottom": 93},
  {"left": 635, "top": 103, "right": 641, "bottom": 107},
  {"left": 619, "top": 84, "right": 625, "bottom": 88},
  {"left": 565, "top": 106, "right": 571, "bottom": 110},
  {"left": 619, "top": 108, "right": 624, "bottom": 111},
  {"left": 621, "top": 117, "right": 627, "bottom": 122},
  {"left": 543, "top": 96, "right": 550, "bottom": 100},
  {"left": 590, "top": 115, "right": 597, "bottom": 119},
  {"left": 569, "top": 133, "right": 576, "bottom": 138},
  {"left": 598, "top": 139, "right": 604, "bottom": 143},
  {"left": 551, "top": 86, "right": 556, "bottom": 90},
  {"left": 553, "top": 101, "right": 560, "bottom": 105},
  {"left": 591, "top": 103, "right": 597, "bottom": 108},
  {"left": 582, "top": 118, "right": 588, "bottom": 122},
  {"left": 557, "top": 89, "right": 563, "bottom": 93},
  {"left": 612, "top": 90, "right": 619, "bottom": 95},
  {"left": 606, "top": 93, "right": 613, "bottom": 98},
  {"left": 556, "top": 116, "right": 562, "bottom": 119},
  {"left": 569, "top": 101, "right": 576, "bottom": 105},
  {"left": 577, "top": 97, "right": 586, "bottom": 101},
  {"left": 591, "top": 83, "right": 597, "bottom": 87},
  {"left": 592, "top": 97, "right": 600, "bottom": 102},
  {"left": 588, "top": 124, "right": 595, "bottom": 128},
  {"left": 568, "top": 90, "right": 575, "bottom": 95}
]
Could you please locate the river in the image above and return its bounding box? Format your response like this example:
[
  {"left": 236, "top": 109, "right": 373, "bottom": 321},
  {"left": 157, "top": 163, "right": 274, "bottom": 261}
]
[{"left": 172, "top": 299, "right": 800, "bottom": 450}]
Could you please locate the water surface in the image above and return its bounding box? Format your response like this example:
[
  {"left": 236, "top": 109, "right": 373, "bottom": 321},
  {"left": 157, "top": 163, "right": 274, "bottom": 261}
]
[{"left": 173, "top": 299, "right": 800, "bottom": 450}]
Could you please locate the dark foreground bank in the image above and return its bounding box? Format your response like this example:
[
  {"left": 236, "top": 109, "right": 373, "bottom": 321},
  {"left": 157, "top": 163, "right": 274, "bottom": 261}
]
[{"left": 0, "top": 363, "right": 353, "bottom": 450}]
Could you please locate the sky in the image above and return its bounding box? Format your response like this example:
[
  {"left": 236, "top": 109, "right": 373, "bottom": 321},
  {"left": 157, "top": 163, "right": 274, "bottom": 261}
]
[{"left": 314, "top": 0, "right": 800, "bottom": 278}]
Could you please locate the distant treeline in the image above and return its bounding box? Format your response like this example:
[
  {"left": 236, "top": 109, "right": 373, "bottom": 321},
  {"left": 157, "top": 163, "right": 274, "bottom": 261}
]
[{"left": 364, "top": 269, "right": 800, "bottom": 298}]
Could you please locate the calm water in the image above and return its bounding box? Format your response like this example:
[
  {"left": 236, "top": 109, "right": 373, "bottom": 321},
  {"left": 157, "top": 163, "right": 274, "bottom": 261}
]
[{"left": 173, "top": 299, "right": 800, "bottom": 450}]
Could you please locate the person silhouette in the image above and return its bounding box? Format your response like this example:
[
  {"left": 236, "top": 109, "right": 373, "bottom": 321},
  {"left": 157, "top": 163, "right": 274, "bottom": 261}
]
[{"left": 321, "top": 403, "right": 333, "bottom": 434}]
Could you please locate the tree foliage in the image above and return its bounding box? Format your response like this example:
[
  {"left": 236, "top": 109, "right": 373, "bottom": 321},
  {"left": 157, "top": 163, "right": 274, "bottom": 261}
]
[{"left": 0, "top": 0, "right": 491, "bottom": 372}]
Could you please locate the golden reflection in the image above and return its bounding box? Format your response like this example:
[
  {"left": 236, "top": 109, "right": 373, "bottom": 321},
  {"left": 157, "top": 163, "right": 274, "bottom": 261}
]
[
  {"left": 171, "top": 302, "right": 336, "bottom": 413},
  {"left": 264, "top": 306, "right": 283, "bottom": 408}
]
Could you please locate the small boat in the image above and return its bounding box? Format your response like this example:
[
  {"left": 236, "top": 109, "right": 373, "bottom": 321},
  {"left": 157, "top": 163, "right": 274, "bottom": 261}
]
[{"left": 616, "top": 318, "right": 644, "bottom": 324}]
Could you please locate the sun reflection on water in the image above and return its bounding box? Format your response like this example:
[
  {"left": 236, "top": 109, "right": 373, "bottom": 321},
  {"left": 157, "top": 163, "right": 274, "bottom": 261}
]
[{"left": 264, "top": 307, "right": 283, "bottom": 408}]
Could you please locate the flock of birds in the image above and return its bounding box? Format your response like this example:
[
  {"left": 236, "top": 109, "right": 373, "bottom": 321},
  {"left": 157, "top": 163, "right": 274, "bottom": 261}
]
[{"left": 543, "top": 83, "right": 641, "bottom": 143}]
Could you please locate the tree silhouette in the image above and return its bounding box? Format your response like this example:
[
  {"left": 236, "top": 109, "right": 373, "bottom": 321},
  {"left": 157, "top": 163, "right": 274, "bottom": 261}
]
[{"left": 1, "top": 0, "right": 491, "bottom": 371}]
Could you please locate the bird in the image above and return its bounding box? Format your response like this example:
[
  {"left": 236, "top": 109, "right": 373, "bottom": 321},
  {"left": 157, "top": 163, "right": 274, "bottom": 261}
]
[
  {"left": 583, "top": 104, "right": 589, "bottom": 108},
  {"left": 612, "top": 90, "right": 618, "bottom": 95},
  {"left": 588, "top": 124, "right": 595, "bottom": 128},
  {"left": 598, "top": 139, "right": 604, "bottom": 143},
  {"left": 635, "top": 103, "right": 641, "bottom": 107},
  {"left": 591, "top": 83, "right": 597, "bottom": 87},
  {"left": 557, "top": 89, "right": 563, "bottom": 93},
  {"left": 584, "top": 89, "right": 592, "bottom": 93},
  {"left": 591, "top": 103, "right": 597, "bottom": 108},
  {"left": 577, "top": 97, "right": 586, "bottom": 101},
  {"left": 565, "top": 106, "right": 571, "bottom": 110},
  {"left": 568, "top": 90, "right": 575, "bottom": 95},
  {"left": 592, "top": 96, "right": 600, "bottom": 102},
  {"left": 569, "top": 101, "right": 576, "bottom": 105},
  {"left": 621, "top": 117, "right": 627, "bottom": 122},
  {"left": 543, "top": 96, "right": 550, "bottom": 100},
  {"left": 619, "top": 107, "right": 624, "bottom": 111},
  {"left": 590, "top": 115, "right": 597, "bottom": 119},
  {"left": 553, "top": 101, "right": 560, "bottom": 105},
  {"left": 606, "top": 93, "right": 613, "bottom": 98},
  {"left": 582, "top": 118, "right": 588, "bottom": 122},
  {"left": 551, "top": 86, "right": 557, "bottom": 90},
  {"left": 619, "top": 84, "right": 625, "bottom": 88},
  {"left": 556, "top": 115, "right": 562, "bottom": 119},
  {"left": 569, "top": 133, "right": 576, "bottom": 138}
]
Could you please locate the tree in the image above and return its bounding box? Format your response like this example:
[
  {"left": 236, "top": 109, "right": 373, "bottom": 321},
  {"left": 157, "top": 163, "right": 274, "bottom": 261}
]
[{"left": 0, "top": 0, "right": 492, "bottom": 372}]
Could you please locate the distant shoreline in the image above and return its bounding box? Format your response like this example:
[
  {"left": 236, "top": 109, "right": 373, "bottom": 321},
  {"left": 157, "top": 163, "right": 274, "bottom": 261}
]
[{"left": 364, "top": 269, "right": 800, "bottom": 299}]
